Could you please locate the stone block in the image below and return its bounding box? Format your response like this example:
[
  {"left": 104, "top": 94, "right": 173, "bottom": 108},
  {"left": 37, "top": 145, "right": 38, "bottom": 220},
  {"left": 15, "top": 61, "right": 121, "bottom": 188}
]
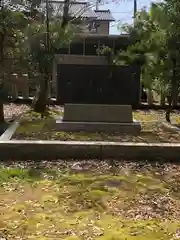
[
  {"left": 63, "top": 104, "right": 133, "bottom": 123},
  {"left": 56, "top": 120, "right": 141, "bottom": 134}
]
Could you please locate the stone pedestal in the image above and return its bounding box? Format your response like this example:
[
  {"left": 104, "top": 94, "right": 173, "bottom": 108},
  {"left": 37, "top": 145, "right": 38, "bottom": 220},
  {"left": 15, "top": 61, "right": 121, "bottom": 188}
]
[
  {"left": 56, "top": 104, "right": 141, "bottom": 134},
  {"left": 63, "top": 104, "right": 133, "bottom": 123}
]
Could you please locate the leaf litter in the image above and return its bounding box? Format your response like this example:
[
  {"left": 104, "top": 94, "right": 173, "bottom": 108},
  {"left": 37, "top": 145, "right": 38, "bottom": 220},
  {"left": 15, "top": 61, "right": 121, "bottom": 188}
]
[
  {"left": 0, "top": 160, "right": 180, "bottom": 239},
  {"left": 4, "top": 104, "right": 30, "bottom": 120}
]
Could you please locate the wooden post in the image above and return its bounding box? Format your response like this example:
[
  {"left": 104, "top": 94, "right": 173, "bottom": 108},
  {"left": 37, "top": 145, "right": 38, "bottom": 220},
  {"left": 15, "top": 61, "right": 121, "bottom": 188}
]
[
  {"left": 97, "top": 39, "right": 100, "bottom": 56},
  {"left": 83, "top": 37, "right": 85, "bottom": 55},
  {"left": 5, "top": 74, "right": 18, "bottom": 100},
  {"left": 18, "top": 73, "right": 29, "bottom": 99},
  {"left": 68, "top": 42, "right": 71, "bottom": 54},
  {"left": 112, "top": 39, "right": 115, "bottom": 53},
  {"left": 52, "top": 58, "right": 58, "bottom": 100}
]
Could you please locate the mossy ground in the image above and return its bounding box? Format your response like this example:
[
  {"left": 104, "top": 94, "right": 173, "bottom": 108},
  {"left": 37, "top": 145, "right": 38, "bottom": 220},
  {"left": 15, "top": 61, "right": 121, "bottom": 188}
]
[
  {"left": 1, "top": 160, "right": 180, "bottom": 239},
  {"left": 14, "top": 110, "right": 180, "bottom": 142}
]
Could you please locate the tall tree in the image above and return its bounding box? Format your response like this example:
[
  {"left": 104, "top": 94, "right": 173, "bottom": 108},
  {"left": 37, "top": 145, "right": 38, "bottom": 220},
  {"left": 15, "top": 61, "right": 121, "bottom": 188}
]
[
  {"left": 115, "top": 3, "right": 172, "bottom": 106},
  {"left": 27, "top": 20, "right": 74, "bottom": 114},
  {"left": 164, "top": 0, "right": 180, "bottom": 114},
  {"left": 0, "top": 5, "right": 27, "bottom": 122},
  {"left": 30, "top": 0, "right": 75, "bottom": 114}
]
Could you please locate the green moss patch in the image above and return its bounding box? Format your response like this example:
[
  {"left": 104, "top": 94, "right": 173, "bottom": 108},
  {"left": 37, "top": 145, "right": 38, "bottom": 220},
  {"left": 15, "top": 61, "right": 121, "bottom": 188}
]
[
  {"left": 0, "top": 160, "right": 180, "bottom": 239},
  {"left": 13, "top": 110, "right": 180, "bottom": 142}
]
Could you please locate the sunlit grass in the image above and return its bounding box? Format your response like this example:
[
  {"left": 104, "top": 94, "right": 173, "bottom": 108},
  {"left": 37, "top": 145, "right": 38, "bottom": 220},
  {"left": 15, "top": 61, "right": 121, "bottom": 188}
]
[{"left": 133, "top": 110, "right": 180, "bottom": 122}]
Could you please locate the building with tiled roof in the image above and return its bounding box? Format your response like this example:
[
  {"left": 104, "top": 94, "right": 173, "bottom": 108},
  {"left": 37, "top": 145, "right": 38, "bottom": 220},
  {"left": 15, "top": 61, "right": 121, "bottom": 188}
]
[
  {"left": 41, "top": 0, "right": 115, "bottom": 34},
  {"left": 94, "top": 10, "right": 114, "bottom": 34},
  {"left": 94, "top": 10, "right": 115, "bottom": 21}
]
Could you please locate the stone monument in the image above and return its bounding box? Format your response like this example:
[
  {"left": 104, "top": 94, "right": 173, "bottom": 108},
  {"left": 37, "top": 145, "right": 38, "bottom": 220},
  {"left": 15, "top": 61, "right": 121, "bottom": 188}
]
[{"left": 56, "top": 104, "right": 141, "bottom": 134}]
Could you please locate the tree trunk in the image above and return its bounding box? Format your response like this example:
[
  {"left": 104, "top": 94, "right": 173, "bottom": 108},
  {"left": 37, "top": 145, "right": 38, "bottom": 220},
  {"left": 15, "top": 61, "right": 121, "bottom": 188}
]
[
  {"left": 139, "top": 83, "right": 142, "bottom": 104},
  {"left": 160, "top": 92, "right": 165, "bottom": 107},
  {"left": 147, "top": 89, "right": 153, "bottom": 106},
  {"left": 0, "top": 102, "right": 4, "bottom": 123},
  {"left": 165, "top": 56, "right": 176, "bottom": 123},
  {"left": 0, "top": 27, "right": 5, "bottom": 124},
  {"left": 33, "top": 75, "right": 49, "bottom": 114},
  {"left": 61, "top": 0, "right": 70, "bottom": 29},
  {"left": 171, "top": 56, "right": 178, "bottom": 107},
  {"left": 172, "top": 80, "right": 178, "bottom": 107}
]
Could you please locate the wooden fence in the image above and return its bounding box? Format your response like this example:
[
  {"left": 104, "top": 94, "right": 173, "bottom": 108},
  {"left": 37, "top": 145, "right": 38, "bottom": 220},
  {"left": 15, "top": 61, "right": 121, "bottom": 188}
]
[{"left": 3, "top": 73, "right": 57, "bottom": 100}]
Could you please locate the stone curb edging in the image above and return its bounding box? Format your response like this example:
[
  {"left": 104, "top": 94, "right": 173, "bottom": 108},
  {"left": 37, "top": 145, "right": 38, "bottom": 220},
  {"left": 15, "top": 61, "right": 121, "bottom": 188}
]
[
  {"left": 0, "top": 109, "right": 64, "bottom": 141},
  {"left": 0, "top": 121, "right": 20, "bottom": 141},
  {"left": 161, "top": 122, "right": 180, "bottom": 134},
  {"left": 0, "top": 110, "right": 30, "bottom": 141},
  {"left": 1, "top": 140, "right": 180, "bottom": 160},
  {"left": 1, "top": 118, "right": 180, "bottom": 160}
]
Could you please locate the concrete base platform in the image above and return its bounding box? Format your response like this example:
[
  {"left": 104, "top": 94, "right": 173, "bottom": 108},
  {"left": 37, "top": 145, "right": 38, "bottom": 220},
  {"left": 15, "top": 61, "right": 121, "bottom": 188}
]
[{"left": 56, "top": 119, "right": 141, "bottom": 134}]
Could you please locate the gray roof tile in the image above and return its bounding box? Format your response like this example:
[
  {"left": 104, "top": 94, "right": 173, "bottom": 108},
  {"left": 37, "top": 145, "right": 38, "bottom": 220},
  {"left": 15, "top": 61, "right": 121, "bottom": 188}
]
[{"left": 94, "top": 10, "right": 115, "bottom": 21}]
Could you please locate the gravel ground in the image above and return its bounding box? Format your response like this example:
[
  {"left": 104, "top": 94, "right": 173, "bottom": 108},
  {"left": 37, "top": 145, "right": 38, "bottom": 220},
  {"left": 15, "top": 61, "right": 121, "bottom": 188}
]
[
  {"left": 4, "top": 104, "right": 30, "bottom": 120},
  {"left": 3, "top": 104, "right": 63, "bottom": 120},
  {"left": 1, "top": 159, "right": 178, "bottom": 172}
]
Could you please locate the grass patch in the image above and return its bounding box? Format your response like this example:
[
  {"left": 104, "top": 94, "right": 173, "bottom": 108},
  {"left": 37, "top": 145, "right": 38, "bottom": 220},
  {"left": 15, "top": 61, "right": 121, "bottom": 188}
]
[
  {"left": 0, "top": 160, "right": 180, "bottom": 239},
  {"left": 13, "top": 110, "right": 180, "bottom": 142},
  {"left": 19, "top": 105, "right": 63, "bottom": 121},
  {"left": 133, "top": 110, "right": 180, "bottom": 122},
  {"left": 15, "top": 106, "right": 63, "bottom": 136}
]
